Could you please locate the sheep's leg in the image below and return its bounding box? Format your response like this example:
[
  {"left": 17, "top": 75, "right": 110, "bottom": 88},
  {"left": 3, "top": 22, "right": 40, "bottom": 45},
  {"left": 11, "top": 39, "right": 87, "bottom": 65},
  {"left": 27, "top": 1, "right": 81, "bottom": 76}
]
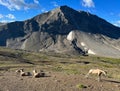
[
  {"left": 97, "top": 76, "right": 101, "bottom": 82},
  {"left": 98, "top": 73, "right": 102, "bottom": 82},
  {"left": 85, "top": 73, "right": 90, "bottom": 78}
]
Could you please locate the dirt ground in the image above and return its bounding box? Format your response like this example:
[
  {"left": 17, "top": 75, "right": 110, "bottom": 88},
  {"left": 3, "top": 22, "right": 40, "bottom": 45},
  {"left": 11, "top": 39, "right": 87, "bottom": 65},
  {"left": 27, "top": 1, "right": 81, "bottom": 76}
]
[
  {"left": 0, "top": 70, "right": 120, "bottom": 91},
  {"left": 0, "top": 49, "right": 120, "bottom": 91}
]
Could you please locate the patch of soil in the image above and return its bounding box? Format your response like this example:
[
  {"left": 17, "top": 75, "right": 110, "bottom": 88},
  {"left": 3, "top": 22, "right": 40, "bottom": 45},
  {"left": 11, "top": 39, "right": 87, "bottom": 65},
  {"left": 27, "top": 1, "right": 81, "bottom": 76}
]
[{"left": 0, "top": 71, "right": 120, "bottom": 91}]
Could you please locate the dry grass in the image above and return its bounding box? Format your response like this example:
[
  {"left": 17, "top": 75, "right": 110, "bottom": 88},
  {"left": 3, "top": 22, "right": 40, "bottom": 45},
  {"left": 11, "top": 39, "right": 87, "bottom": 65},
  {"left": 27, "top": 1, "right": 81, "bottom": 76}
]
[{"left": 0, "top": 47, "right": 120, "bottom": 80}]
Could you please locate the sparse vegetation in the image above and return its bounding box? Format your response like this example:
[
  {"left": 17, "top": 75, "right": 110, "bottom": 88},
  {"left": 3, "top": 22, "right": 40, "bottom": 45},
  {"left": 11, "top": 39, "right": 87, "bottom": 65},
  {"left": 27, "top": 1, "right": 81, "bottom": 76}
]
[
  {"left": 76, "top": 83, "right": 87, "bottom": 89},
  {"left": 0, "top": 47, "right": 120, "bottom": 91},
  {"left": 0, "top": 47, "right": 120, "bottom": 79}
]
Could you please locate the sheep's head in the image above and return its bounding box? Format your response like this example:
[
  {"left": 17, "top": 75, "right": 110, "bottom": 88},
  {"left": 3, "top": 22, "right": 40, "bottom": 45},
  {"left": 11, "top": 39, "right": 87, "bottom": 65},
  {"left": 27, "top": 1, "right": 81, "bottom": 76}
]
[
  {"left": 19, "top": 68, "right": 24, "bottom": 72},
  {"left": 104, "top": 71, "right": 107, "bottom": 76},
  {"left": 33, "top": 70, "right": 37, "bottom": 74},
  {"left": 16, "top": 70, "right": 20, "bottom": 73},
  {"left": 16, "top": 68, "right": 24, "bottom": 73}
]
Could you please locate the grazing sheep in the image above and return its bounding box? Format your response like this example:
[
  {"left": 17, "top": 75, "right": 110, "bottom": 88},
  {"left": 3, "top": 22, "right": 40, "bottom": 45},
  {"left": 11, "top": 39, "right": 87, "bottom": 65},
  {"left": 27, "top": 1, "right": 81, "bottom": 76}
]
[
  {"left": 16, "top": 68, "right": 31, "bottom": 76},
  {"left": 33, "top": 70, "right": 45, "bottom": 78},
  {"left": 85, "top": 69, "right": 107, "bottom": 81}
]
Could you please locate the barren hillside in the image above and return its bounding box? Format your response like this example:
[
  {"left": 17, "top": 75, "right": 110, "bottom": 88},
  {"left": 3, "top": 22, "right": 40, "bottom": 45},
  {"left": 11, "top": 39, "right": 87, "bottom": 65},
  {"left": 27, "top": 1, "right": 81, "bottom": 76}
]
[{"left": 0, "top": 6, "right": 120, "bottom": 58}]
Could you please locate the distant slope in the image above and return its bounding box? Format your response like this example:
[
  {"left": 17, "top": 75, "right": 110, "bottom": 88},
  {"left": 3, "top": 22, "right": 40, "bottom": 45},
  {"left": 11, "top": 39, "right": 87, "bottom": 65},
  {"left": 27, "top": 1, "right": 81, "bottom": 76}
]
[{"left": 0, "top": 6, "right": 120, "bottom": 58}]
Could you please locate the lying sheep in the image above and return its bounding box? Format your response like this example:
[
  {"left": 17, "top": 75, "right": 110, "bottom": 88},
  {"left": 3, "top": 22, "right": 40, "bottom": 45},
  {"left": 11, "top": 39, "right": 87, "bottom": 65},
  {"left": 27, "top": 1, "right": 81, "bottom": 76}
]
[
  {"left": 16, "top": 68, "right": 23, "bottom": 73},
  {"left": 85, "top": 69, "right": 107, "bottom": 81},
  {"left": 33, "top": 70, "right": 45, "bottom": 78},
  {"left": 16, "top": 68, "right": 31, "bottom": 76}
]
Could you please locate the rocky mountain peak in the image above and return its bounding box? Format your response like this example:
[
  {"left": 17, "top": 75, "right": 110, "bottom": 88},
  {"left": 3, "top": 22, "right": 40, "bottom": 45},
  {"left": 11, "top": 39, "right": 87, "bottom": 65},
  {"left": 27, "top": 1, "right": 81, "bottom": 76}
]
[
  {"left": 0, "top": 6, "right": 120, "bottom": 58},
  {"left": 52, "top": 5, "right": 73, "bottom": 12}
]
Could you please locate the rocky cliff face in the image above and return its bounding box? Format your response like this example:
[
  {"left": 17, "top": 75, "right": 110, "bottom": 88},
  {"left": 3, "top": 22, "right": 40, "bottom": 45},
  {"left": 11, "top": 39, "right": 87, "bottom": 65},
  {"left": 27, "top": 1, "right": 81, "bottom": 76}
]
[{"left": 0, "top": 6, "right": 120, "bottom": 58}]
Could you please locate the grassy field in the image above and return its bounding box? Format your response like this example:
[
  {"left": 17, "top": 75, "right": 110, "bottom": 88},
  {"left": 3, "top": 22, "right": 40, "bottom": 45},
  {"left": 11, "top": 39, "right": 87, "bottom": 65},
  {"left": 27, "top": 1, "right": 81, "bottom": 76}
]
[{"left": 0, "top": 47, "right": 120, "bottom": 80}]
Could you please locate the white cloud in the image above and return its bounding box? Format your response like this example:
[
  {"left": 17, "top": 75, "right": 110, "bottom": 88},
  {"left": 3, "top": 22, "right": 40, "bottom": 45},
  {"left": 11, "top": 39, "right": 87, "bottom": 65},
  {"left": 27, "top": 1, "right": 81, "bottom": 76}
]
[
  {"left": 113, "top": 20, "right": 120, "bottom": 27},
  {"left": 0, "top": 20, "right": 8, "bottom": 23},
  {"left": 82, "top": 0, "right": 95, "bottom": 8},
  {"left": 0, "top": 0, "right": 40, "bottom": 11},
  {"left": 0, "top": 14, "right": 15, "bottom": 19},
  {"left": 51, "top": 1, "right": 59, "bottom": 7},
  {"left": 0, "top": 14, "right": 4, "bottom": 19},
  {"left": 0, "top": 20, "right": 15, "bottom": 23},
  {"left": 6, "top": 14, "right": 15, "bottom": 19},
  {"left": 0, "top": 14, "right": 16, "bottom": 23},
  {"left": 41, "top": 8, "right": 48, "bottom": 13},
  {"left": 34, "top": 0, "right": 39, "bottom": 4}
]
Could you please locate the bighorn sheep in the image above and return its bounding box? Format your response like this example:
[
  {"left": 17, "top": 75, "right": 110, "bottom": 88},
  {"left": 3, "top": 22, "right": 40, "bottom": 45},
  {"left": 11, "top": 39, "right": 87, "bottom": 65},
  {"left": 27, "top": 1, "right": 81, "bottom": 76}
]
[
  {"left": 85, "top": 69, "right": 107, "bottom": 81},
  {"left": 33, "top": 70, "right": 45, "bottom": 78},
  {"left": 16, "top": 68, "right": 31, "bottom": 76}
]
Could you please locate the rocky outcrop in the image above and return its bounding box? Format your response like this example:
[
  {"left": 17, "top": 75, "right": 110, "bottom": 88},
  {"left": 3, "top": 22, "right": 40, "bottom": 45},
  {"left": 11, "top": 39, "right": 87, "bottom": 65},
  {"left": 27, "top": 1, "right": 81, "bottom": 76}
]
[{"left": 0, "top": 6, "right": 120, "bottom": 58}]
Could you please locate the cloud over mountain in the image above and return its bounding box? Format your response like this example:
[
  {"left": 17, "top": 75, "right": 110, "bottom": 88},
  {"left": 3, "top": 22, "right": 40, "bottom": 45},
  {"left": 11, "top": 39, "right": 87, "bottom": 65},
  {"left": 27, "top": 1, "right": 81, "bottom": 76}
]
[
  {"left": 113, "top": 20, "right": 120, "bottom": 27},
  {"left": 51, "top": 1, "right": 59, "bottom": 7},
  {"left": 82, "top": 0, "right": 95, "bottom": 8},
  {"left": 0, "top": 0, "right": 40, "bottom": 11},
  {"left": 6, "top": 14, "right": 15, "bottom": 19},
  {"left": 0, "top": 13, "right": 16, "bottom": 23}
]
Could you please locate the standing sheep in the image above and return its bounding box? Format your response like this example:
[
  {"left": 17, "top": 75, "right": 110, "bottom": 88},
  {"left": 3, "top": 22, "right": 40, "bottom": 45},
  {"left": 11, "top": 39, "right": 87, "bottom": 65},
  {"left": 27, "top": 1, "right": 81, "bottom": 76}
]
[{"left": 85, "top": 69, "right": 107, "bottom": 81}]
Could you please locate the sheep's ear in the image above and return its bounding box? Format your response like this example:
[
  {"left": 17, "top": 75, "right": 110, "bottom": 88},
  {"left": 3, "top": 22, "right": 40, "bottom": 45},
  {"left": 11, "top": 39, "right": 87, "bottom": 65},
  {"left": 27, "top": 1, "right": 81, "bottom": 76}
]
[
  {"left": 33, "top": 69, "right": 37, "bottom": 73},
  {"left": 16, "top": 70, "right": 20, "bottom": 73}
]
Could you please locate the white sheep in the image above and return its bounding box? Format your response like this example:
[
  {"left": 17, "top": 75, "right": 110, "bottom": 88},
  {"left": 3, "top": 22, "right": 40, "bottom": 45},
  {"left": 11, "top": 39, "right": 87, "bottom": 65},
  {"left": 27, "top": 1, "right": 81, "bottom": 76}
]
[
  {"left": 33, "top": 70, "right": 45, "bottom": 78},
  {"left": 16, "top": 68, "right": 31, "bottom": 76},
  {"left": 85, "top": 69, "right": 107, "bottom": 81}
]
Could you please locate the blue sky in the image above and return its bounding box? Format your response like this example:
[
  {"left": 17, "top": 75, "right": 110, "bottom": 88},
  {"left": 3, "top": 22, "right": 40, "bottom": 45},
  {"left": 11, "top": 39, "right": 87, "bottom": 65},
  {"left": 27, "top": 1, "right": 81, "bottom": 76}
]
[{"left": 0, "top": 0, "right": 120, "bottom": 27}]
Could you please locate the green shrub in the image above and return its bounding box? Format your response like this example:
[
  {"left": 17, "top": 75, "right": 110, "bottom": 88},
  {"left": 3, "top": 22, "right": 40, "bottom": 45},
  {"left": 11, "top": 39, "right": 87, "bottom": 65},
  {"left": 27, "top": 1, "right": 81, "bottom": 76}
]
[{"left": 76, "top": 84, "right": 87, "bottom": 89}]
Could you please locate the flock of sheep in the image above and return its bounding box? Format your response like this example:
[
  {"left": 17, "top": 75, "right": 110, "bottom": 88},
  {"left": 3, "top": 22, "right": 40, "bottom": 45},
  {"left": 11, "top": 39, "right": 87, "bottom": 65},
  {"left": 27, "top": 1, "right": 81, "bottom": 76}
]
[
  {"left": 16, "top": 69, "right": 46, "bottom": 78},
  {"left": 15, "top": 68, "right": 107, "bottom": 81}
]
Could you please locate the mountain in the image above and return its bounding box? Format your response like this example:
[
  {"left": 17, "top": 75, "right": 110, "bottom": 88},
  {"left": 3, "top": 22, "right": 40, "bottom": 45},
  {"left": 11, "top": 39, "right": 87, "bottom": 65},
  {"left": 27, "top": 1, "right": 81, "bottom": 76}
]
[
  {"left": 0, "top": 5, "right": 120, "bottom": 58},
  {"left": 0, "top": 22, "right": 6, "bottom": 26}
]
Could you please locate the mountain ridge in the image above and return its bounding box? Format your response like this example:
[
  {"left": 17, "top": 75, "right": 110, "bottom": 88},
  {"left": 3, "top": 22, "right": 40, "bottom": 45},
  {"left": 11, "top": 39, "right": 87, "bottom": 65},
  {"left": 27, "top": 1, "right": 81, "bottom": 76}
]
[{"left": 0, "top": 5, "right": 120, "bottom": 58}]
